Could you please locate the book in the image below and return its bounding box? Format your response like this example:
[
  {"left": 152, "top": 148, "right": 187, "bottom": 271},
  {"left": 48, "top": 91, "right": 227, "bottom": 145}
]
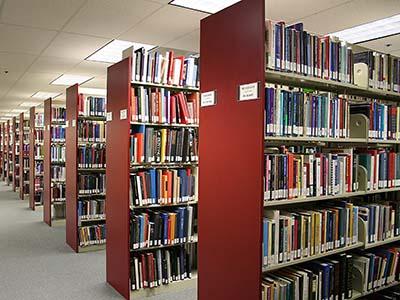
[
  {"left": 52, "top": 107, "right": 66, "bottom": 122},
  {"left": 79, "top": 224, "right": 106, "bottom": 247},
  {"left": 78, "top": 173, "right": 106, "bottom": 195},
  {"left": 78, "top": 144, "right": 106, "bottom": 168},
  {"left": 51, "top": 144, "right": 65, "bottom": 163},
  {"left": 78, "top": 95, "right": 106, "bottom": 117},
  {"left": 78, "top": 120, "right": 106, "bottom": 143},
  {"left": 78, "top": 199, "right": 105, "bottom": 220}
]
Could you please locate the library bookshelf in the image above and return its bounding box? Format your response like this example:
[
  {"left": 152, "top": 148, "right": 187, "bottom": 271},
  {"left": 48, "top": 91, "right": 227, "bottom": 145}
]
[
  {"left": 44, "top": 98, "right": 66, "bottom": 226},
  {"left": 199, "top": 1, "right": 400, "bottom": 299},
  {"left": 106, "top": 55, "right": 199, "bottom": 299},
  {"left": 12, "top": 116, "right": 19, "bottom": 193},
  {"left": 1, "top": 123, "right": 5, "bottom": 181},
  {"left": 66, "top": 84, "right": 106, "bottom": 253},
  {"left": 0, "top": 123, "right": 2, "bottom": 182},
  {"left": 19, "top": 113, "right": 29, "bottom": 200},
  {"left": 6, "top": 120, "right": 11, "bottom": 186}
]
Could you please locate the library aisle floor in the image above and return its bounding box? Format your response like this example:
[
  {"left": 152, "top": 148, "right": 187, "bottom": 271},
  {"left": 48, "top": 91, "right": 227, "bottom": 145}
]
[{"left": 0, "top": 183, "right": 196, "bottom": 300}]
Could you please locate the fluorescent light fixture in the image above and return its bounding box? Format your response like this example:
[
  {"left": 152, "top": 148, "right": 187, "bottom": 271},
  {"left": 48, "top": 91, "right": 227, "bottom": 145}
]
[
  {"left": 20, "top": 102, "right": 41, "bottom": 107},
  {"left": 169, "top": 0, "right": 241, "bottom": 14},
  {"left": 2, "top": 113, "right": 19, "bottom": 117},
  {"left": 31, "top": 91, "right": 62, "bottom": 99},
  {"left": 331, "top": 14, "right": 400, "bottom": 43},
  {"left": 86, "top": 39, "right": 155, "bottom": 63},
  {"left": 79, "top": 87, "right": 107, "bottom": 96},
  {"left": 11, "top": 109, "right": 27, "bottom": 113},
  {"left": 50, "top": 74, "right": 93, "bottom": 86}
]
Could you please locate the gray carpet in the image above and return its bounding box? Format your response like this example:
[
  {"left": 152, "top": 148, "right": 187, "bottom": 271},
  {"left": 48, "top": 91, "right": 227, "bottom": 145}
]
[{"left": 0, "top": 183, "right": 197, "bottom": 300}]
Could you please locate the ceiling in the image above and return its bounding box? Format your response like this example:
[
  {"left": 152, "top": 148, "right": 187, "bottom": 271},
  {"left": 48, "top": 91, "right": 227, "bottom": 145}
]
[{"left": 0, "top": 0, "right": 399, "bottom": 120}]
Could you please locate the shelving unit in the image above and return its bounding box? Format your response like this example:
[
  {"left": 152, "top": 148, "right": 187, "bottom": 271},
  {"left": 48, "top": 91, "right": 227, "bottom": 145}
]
[
  {"left": 66, "top": 84, "right": 106, "bottom": 253},
  {"left": 6, "top": 120, "right": 11, "bottom": 186},
  {"left": 199, "top": 1, "right": 400, "bottom": 299},
  {"left": 29, "top": 106, "right": 44, "bottom": 210},
  {"left": 19, "top": 113, "right": 29, "bottom": 200},
  {"left": 12, "top": 116, "right": 19, "bottom": 193},
  {"left": 44, "top": 98, "right": 66, "bottom": 226},
  {"left": 1, "top": 123, "right": 5, "bottom": 181},
  {"left": 0, "top": 123, "right": 2, "bottom": 182},
  {"left": 106, "top": 55, "right": 199, "bottom": 299}
]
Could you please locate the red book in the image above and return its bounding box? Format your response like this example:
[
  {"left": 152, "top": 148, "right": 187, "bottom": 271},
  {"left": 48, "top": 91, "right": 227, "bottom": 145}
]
[
  {"left": 287, "top": 153, "right": 294, "bottom": 199},
  {"left": 170, "top": 95, "right": 176, "bottom": 124},
  {"left": 167, "top": 51, "right": 174, "bottom": 85},
  {"left": 177, "top": 93, "right": 189, "bottom": 124},
  {"left": 135, "top": 132, "right": 144, "bottom": 163},
  {"left": 141, "top": 254, "right": 148, "bottom": 288},
  {"left": 389, "top": 151, "right": 395, "bottom": 188},
  {"left": 146, "top": 253, "right": 154, "bottom": 288},
  {"left": 130, "top": 87, "right": 136, "bottom": 122}
]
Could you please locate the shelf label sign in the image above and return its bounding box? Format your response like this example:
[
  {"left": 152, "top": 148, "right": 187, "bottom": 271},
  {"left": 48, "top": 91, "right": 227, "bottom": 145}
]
[
  {"left": 201, "top": 91, "right": 217, "bottom": 107},
  {"left": 120, "top": 109, "right": 128, "bottom": 120},
  {"left": 238, "top": 82, "right": 260, "bottom": 101},
  {"left": 72, "top": 120, "right": 76, "bottom": 127},
  {"left": 65, "top": 120, "right": 69, "bottom": 128},
  {"left": 106, "top": 112, "right": 112, "bottom": 122}
]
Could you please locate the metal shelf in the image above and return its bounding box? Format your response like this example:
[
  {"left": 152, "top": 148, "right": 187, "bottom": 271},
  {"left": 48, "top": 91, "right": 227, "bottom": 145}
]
[
  {"left": 131, "top": 121, "right": 198, "bottom": 128},
  {"left": 131, "top": 81, "right": 199, "bottom": 92},
  {"left": 130, "top": 200, "right": 198, "bottom": 210},
  {"left": 351, "top": 281, "right": 400, "bottom": 299},
  {"left": 130, "top": 235, "right": 198, "bottom": 252},
  {"left": 362, "top": 235, "right": 400, "bottom": 250}
]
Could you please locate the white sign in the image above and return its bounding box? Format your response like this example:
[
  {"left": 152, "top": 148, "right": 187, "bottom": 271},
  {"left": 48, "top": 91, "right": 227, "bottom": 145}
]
[
  {"left": 72, "top": 120, "right": 76, "bottom": 127},
  {"left": 66, "top": 120, "right": 69, "bottom": 128},
  {"left": 238, "top": 82, "right": 259, "bottom": 101},
  {"left": 106, "top": 112, "right": 113, "bottom": 122},
  {"left": 120, "top": 109, "right": 128, "bottom": 120},
  {"left": 201, "top": 91, "right": 217, "bottom": 107}
]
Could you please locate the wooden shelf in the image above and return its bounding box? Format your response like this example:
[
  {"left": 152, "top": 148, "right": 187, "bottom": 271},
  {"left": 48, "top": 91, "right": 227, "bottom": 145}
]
[
  {"left": 130, "top": 121, "right": 198, "bottom": 128},
  {"left": 262, "top": 242, "right": 363, "bottom": 272},
  {"left": 265, "top": 69, "right": 400, "bottom": 101}
]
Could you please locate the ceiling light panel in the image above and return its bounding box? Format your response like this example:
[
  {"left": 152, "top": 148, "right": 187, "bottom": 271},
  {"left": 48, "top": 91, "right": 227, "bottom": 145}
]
[
  {"left": 86, "top": 39, "right": 155, "bottom": 64},
  {"left": 331, "top": 14, "right": 400, "bottom": 44},
  {"left": 79, "top": 87, "right": 107, "bottom": 96},
  {"left": 51, "top": 74, "right": 93, "bottom": 86},
  {"left": 31, "top": 91, "right": 62, "bottom": 99},
  {"left": 169, "top": 0, "right": 241, "bottom": 14},
  {"left": 20, "top": 102, "right": 41, "bottom": 107}
]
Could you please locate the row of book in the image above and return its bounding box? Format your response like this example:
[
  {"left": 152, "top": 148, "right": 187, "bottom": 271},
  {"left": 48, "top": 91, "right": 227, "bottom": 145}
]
[
  {"left": 129, "top": 167, "right": 197, "bottom": 207},
  {"left": 51, "top": 144, "right": 65, "bottom": 163},
  {"left": 130, "top": 206, "right": 195, "bottom": 250},
  {"left": 79, "top": 224, "right": 106, "bottom": 247},
  {"left": 263, "top": 203, "right": 358, "bottom": 266},
  {"left": 78, "top": 95, "right": 106, "bottom": 117},
  {"left": 354, "top": 51, "right": 400, "bottom": 92},
  {"left": 51, "top": 166, "right": 65, "bottom": 181},
  {"left": 265, "top": 86, "right": 350, "bottom": 138},
  {"left": 130, "top": 126, "right": 198, "bottom": 164},
  {"left": 78, "top": 144, "right": 106, "bottom": 168},
  {"left": 264, "top": 147, "right": 358, "bottom": 201},
  {"left": 262, "top": 253, "right": 354, "bottom": 300},
  {"left": 78, "top": 199, "right": 105, "bottom": 220},
  {"left": 351, "top": 100, "right": 400, "bottom": 140},
  {"left": 78, "top": 120, "right": 106, "bottom": 143},
  {"left": 52, "top": 107, "right": 66, "bottom": 122},
  {"left": 22, "top": 144, "right": 29, "bottom": 156},
  {"left": 78, "top": 173, "right": 106, "bottom": 195},
  {"left": 51, "top": 126, "right": 66, "bottom": 141},
  {"left": 23, "top": 157, "right": 29, "bottom": 169},
  {"left": 35, "top": 162, "right": 43, "bottom": 174},
  {"left": 34, "top": 144, "right": 44, "bottom": 158},
  {"left": 132, "top": 48, "right": 199, "bottom": 88},
  {"left": 35, "top": 114, "right": 44, "bottom": 127},
  {"left": 265, "top": 20, "right": 354, "bottom": 84},
  {"left": 51, "top": 183, "right": 65, "bottom": 201},
  {"left": 35, "top": 129, "right": 44, "bottom": 142},
  {"left": 130, "top": 245, "right": 196, "bottom": 291},
  {"left": 131, "top": 88, "right": 199, "bottom": 125}
]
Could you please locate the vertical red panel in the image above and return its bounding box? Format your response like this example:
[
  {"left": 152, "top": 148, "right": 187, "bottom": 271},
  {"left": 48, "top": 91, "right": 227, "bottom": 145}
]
[
  {"left": 29, "top": 107, "right": 35, "bottom": 210},
  {"left": 106, "top": 58, "right": 131, "bottom": 299},
  {"left": 12, "top": 117, "right": 16, "bottom": 191},
  {"left": 199, "top": 1, "right": 265, "bottom": 300},
  {"left": 19, "top": 113, "right": 24, "bottom": 200},
  {"left": 44, "top": 98, "right": 52, "bottom": 226},
  {"left": 66, "top": 85, "right": 79, "bottom": 252}
]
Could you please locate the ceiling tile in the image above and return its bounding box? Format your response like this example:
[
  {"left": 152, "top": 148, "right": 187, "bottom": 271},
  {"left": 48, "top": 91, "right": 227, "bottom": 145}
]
[
  {"left": 64, "top": 0, "right": 162, "bottom": 38},
  {"left": 144, "top": 0, "right": 171, "bottom": 4},
  {"left": 392, "top": 49, "right": 400, "bottom": 57},
  {"left": 80, "top": 76, "right": 107, "bottom": 89},
  {"left": 69, "top": 60, "right": 111, "bottom": 77},
  {"left": 296, "top": 0, "right": 400, "bottom": 35},
  {"left": 119, "top": 5, "right": 206, "bottom": 46},
  {"left": 42, "top": 32, "right": 110, "bottom": 60},
  {"left": 0, "top": 52, "right": 36, "bottom": 73},
  {"left": 0, "top": 24, "right": 57, "bottom": 55},
  {"left": 266, "top": 0, "right": 349, "bottom": 23},
  {"left": 163, "top": 29, "right": 200, "bottom": 52},
  {"left": 0, "top": 0, "right": 86, "bottom": 30},
  {"left": 359, "top": 35, "right": 400, "bottom": 54},
  {"left": 27, "top": 56, "right": 80, "bottom": 74},
  {"left": 17, "top": 72, "right": 61, "bottom": 88}
]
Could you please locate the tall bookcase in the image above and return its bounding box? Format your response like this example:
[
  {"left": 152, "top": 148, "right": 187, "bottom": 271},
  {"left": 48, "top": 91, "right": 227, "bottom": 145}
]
[
  {"left": 199, "top": 1, "right": 400, "bottom": 299},
  {"left": 44, "top": 98, "right": 66, "bottom": 226},
  {"left": 19, "top": 113, "right": 24, "bottom": 199},
  {"left": 29, "top": 106, "right": 44, "bottom": 210},
  {"left": 12, "top": 116, "right": 19, "bottom": 193},
  {"left": 19, "top": 112, "right": 29, "bottom": 200},
  {"left": 66, "top": 84, "right": 106, "bottom": 253},
  {"left": 6, "top": 119, "right": 11, "bottom": 186},
  {"left": 0, "top": 123, "right": 2, "bottom": 182},
  {"left": 106, "top": 54, "right": 199, "bottom": 299},
  {"left": 1, "top": 123, "right": 5, "bottom": 181}
]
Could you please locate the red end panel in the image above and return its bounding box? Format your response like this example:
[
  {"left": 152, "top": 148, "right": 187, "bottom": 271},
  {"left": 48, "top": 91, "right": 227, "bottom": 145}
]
[
  {"left": 44, "top": 98, "right": 52, "bottom": 226},
  {"left": 19, "top": 113, "right": 24, "bottom": 200},
  {"left": 66, "top": 85, "right": 79, "bottom": 252},
  {"left": 29, "top": 107, "right": 35, "bottom": 210},
  {"left": 106, "top": 58, "right": 131, "bottom": 300},
  {"left": 198, "top": 1, "right": 265, "bottom": 300},
  {"left": 12, "top": 117, "right": 16, "bottom": 191}
]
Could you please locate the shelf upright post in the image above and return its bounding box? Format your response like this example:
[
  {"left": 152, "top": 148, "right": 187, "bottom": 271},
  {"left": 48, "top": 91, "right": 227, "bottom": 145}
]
[
  {"left": 199, "top": 1, "right": 265, "bottom": 299},
  {"left": 66, "top": 84, "right": 79, "bottom": 252},
  {"left": 44, "top": 98, "right": 52, "bottom": 225},
  {"left": 29, "top": 107, "right": 35, "bottom": 210},
  {"left": 19, "top": 113, "right": 24, "bottom": 200}
]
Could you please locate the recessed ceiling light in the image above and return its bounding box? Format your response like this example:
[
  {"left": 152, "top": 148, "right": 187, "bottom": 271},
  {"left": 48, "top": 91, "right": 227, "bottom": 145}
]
[
  {"left": 331, "top": 14, "right": 400, "bottom": 43},
  {"left": 11, "top": 109, "right": 27, "bottom": 113},
  {"left": 79, "top": 87, "right": 107, "bottom": 96},
  {"left": 31, "top": 91, "right": 62, "bottom": 99},
  {"left": 20, "top": 102, "right": 41, "bottom": 107},
  {"left": 169, "top": 0, "right": 241, "bottom": 14},
  {"left": 50, "top": 74, "right": 93, "bottom": 86},
  {"left": 86, "top": 39, "right": 155, "bottom": 64}
]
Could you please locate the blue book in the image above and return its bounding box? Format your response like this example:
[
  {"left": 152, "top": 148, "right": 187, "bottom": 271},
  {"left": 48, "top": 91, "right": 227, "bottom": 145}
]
[
  {"left": 263, "top": 218, "right": 268, "bottom": 265},
  {"left": 149, "top": 169, "right": 157, "bottom": 204},
  {"left": 160, "top": 213, "right": 169, "bottom": 244}
]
